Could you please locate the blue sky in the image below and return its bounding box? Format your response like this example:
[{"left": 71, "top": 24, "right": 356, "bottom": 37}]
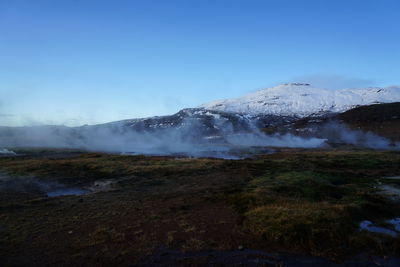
[{"left": 1, "top": 0, "right": 399, "bottom": 126}]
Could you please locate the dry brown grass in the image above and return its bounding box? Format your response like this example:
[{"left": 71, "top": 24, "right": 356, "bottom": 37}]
[{"left": 1, "top": 149, "right": 400, "bottom": 265}]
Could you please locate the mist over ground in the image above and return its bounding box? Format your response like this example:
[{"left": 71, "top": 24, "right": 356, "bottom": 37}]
[
  {"left": 316, "top": 122, "right": 399, "bottom": 149},
  {"left": 0, "top": 117, "right": 326, "bottom": 158},
  {"left": 0, "top": 115, "right": 398, "bottom": 158}
]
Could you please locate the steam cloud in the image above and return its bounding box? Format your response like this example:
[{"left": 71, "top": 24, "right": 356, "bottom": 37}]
[
  {"left": 315, "top": 122, "right": 399, "bottom": 149},
  {"left": 0, "top": 118, "right": 326, "bottom": 158},
  {"left": 1, "top": 118, "right": 397, "bottom": 159}
]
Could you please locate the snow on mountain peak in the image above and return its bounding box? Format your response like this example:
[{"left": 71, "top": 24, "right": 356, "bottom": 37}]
[{"left": 200, "top": 84, "right": 400, "bottom": 117}]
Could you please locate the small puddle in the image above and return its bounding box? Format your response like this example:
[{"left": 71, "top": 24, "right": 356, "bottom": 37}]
[
  {"left": 0, "top": 174, "right": 91, "bottom": 197},
  {"left": 359, "top": 221, "right": 398, "bottom": 237},
  {"left": 87, "top": 180, "right": 115, "bottom": 192},
  {"left": 46, "top": 188, "right": 89, "bottom": 197},
  {"left": 1, "top": 173, "right": 118, "bottom": 198},
  {"left": 359, "top": 218, "right": 400, "bottom": 237}
]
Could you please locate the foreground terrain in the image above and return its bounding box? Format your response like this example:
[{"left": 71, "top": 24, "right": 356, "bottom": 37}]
[{"left": 1, "top": 148, "right": 400, "bottom": 266}]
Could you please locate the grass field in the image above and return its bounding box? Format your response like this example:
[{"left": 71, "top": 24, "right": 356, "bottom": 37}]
[{"left": 1, "top": 149, "right": 400, "bottom": 265}]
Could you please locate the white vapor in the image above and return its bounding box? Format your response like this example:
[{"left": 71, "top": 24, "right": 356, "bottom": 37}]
[{"left": 0, "top": 118, "right": 326, "bottom": 159}]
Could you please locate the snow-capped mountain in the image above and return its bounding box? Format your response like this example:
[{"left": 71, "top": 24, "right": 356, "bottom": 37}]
[
  {"left": 102, "top": 108, "right": 296, "bottom": 135},
  {"left": 201, "top": 83, "right": 400, "bottom": 117}
]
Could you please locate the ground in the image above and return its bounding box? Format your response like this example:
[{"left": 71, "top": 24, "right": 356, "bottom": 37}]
[{"left": 1, "top": 148, "right": 400, "bottom": 266}]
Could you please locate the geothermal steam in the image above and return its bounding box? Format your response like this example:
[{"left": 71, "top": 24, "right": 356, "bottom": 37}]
[
  {"left": 0, "top": 118, "right": 326, "bottom": 158},
  {"left": 0, "top": 118, "right": 397, "bottom": 158}
]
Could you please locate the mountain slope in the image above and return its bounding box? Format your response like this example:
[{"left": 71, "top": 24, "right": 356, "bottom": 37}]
[
  {"left": 201, "top": 83, "right": 400, "bottom": 117},
  {"left": 286, "top": 102, "right": 400, "bottom": 145},
  {"left": 338, "top": 102, "right": 400, "bottom": 141},
  {"left": 102, "top": 108, "right": 297, "bottom": 136}
]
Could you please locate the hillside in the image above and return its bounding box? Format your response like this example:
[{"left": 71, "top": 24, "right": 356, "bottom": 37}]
[
  {"left": 338, "top": 102, "right": 400, "bottom": 141},
  {"left": 201, "top": 83, "right": 400, "bottom": 117}
]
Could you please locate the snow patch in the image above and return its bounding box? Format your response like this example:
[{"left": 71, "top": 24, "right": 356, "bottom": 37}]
[{"left": 201, "top": 84, "right": 400, "bottom": 117}]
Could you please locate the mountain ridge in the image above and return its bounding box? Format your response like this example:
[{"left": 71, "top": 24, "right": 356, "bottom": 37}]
[{"left": 200, "top": 83, "right": 400, "bottom": 117}]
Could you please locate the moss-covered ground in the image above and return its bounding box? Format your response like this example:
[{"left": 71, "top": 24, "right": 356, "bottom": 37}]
[{"left": 1, "top": 149, "right": 400, "bottom": 266}]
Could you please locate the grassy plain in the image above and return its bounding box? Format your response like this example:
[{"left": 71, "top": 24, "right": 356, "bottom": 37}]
[{"left": 1, "top": 149, "right": 400, "bottom": 265}]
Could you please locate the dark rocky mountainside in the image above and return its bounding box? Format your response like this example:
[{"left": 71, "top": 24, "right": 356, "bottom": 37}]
[
  {"left": 104, "top": 108, "right": 297, "bottom": 136},
  {"left": 290, "top": 102, "right": 400, "bottom": 142},
  {"left": 1, "top": 103, "right": 399, "bottom": 150},
  {"left": 338, "top": 102, "right": 400, "bottom": 141}
]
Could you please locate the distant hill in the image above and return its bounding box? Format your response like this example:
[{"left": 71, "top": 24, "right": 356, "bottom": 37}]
[
  {"left": 338, "top": 102, "right": 400, "bottom": 141},
  {"left": 288, "top": 102, "right": 400, "bottom": 143},
  {"left": 201, "top": 83, "right": 400, "bottom": 117},
  {"left": 1, "top": 85, "right": 400, "bottom": 150}
]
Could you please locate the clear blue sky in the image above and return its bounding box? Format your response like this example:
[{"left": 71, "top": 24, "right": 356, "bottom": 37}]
[{"left": 1, "top": 0, "right": 399, "bottom": 126}]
